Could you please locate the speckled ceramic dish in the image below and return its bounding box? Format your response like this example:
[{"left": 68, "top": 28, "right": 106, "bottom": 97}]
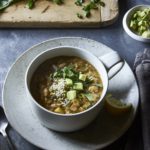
[
  {"left": 2, "top": 37, "right": 139, "bottom": 150},
  {"left": 25, "top": 46, "right": 124, "bottom": 132}
]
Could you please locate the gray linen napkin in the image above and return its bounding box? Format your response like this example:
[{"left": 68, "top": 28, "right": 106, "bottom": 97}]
[
  {"left": 123, "top": 48, "right": 150, "bottom": 150},
  {"left": 134, "top": 48, "right": 150, "bottom": 150}
]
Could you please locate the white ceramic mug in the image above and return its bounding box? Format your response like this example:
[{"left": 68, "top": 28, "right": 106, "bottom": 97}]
[{"left": 25, "top": 46, "right": 124, "bottom": 132}]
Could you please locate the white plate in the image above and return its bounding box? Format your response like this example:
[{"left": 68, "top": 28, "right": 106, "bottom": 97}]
[{"left": 2, "top": 37, "right": 139, "bottom": 150}]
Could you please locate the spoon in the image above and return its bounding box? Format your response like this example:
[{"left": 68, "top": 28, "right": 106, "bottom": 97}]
[{"left": 0, "top": 106, "right": 15, "bottom": 150}]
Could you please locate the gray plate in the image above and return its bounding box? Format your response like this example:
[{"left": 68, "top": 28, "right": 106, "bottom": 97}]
[{"left": 2, "top": 37, "right": 139, "bottom": 150}]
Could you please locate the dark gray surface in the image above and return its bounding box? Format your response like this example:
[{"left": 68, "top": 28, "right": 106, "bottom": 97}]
[{"left": 0, "top": 0, "right": 149, "bottom": 150}]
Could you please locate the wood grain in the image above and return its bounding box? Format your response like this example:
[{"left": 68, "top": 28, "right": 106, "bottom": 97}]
[
  {"left": 100, "top": 0, "right": 119, "bottom": 26},
  {"left": 0, "top": 0, "right": 118, "bottom": 28}
]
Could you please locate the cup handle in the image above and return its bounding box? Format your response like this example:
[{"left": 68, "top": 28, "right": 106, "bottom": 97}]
[{"left": 98, "top": 51, "right": 125, "bottom": 80}]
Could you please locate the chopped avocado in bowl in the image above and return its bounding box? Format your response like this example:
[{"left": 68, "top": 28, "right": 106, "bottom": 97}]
[
  {"left": 123, "top": 5, "right": 150, "bottom": 43},
  {"left": 129, "top": 8, "right": 150, "bottom": 38}
]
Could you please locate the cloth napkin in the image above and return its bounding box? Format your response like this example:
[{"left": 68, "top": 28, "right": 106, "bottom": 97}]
[
  {"left": 103, "top": 50, "right": 150, "bottom": 150},
  {"left": 133, "top": 48, "right": 150, "bottom": 150},
  {"left": 121, "top": 49, "right": 150, "bottom": 150},
  {"left": 121, "top": 48, "right": 150, "bottom": 150},
  {"left": 102, "top": 49, "right": 150, "bottom": 150}
]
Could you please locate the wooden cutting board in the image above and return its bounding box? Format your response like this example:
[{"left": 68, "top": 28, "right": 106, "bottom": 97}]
[{"left": 0, "top": 0, "right": 119, "bottom": 28}]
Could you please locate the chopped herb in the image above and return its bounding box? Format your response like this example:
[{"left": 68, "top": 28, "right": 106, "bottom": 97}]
[
  {"left": 92, "top": 83, "right": 103, "bottom": 88},
  {"left": 84, "top": 10, "right": 91, "bottom": 17},
  {"left": 53, "top": 66, "right": 79, "bottom": 80},
  {"left": 83, "top": 3, "right": 91, "bottom": 12},
  {"left": 88, "top": 2, "right": 98, "bottom": 10},
  {"left": 84, "top": 77, "right": 93, "bottom": 85},
  {"left": 27, "top": 0, "right": 36, "bottom": 9},
  {"left": 82, "top": 0, "right": 105, "bottom": 18},
  {"left": 77, "top": 13, "right": 83, "bottom": 19},
  {"left": 63, "top": 67, "right": 74, "bottom": 78},
  {"left": 53, "top": 0, "right": 63, "bottom": 5},
  {"left": 0, "top": 0, "right": 105, "bottom": 19},
  {"left": 75, "top": 0, "right": 84, "bottom": 6}
]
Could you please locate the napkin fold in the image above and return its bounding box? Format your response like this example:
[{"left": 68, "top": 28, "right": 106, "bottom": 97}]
[{"left": 134, "top": 48, "right": 150, "bottom": 150}]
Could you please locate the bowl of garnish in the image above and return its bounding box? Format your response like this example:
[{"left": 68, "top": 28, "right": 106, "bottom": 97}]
[
  {"left": 25, "top": 46, "right": 124, "bottom": 132},
  {"left": 123, "top": 5, "right": 150, "bottom": 42}
]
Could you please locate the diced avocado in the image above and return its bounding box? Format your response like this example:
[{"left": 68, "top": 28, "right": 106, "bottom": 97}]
[
  {"left": 73, "top": 83, "right": 83, "bottom": 90},
  {"left": 144, "top": 21, "right": 149, "bottom": 28},
  {"left": 138, "top": 20, "right": 143, "bottom": 26},
  {"left": 140, "top": 26, "right": 146, "bottom": 32},
  {"left": 129, "top": 8, "right": 150, "bottom": 36},
  {"left": 138, "top": 11, "right": 145, "bottom": 17},
  {"left": 130, "top": 21, "right": 137, "bottom": 30},
  {"left": 133, "top": 13, "right": 137, "bottom": 18},
  {"left": 54, "top": 107, "right": 64, "bottom": 114},
  {"left": 142, "top": 30, "right": 150, "bottom": 38},
  {"left": 79, "top": 74, "right": 86, "bottom": 81},
  {"left": 65, "top": 78, "right": 73, "bottom": 86},
  {"left": 67, "top": 90, "right": 76, "bottom": 100}
]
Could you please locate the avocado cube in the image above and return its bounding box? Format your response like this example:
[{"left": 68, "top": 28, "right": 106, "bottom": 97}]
[
  {"left": 67, "top": 90, "right": 76, "bottom": 100},
  {"left": 65, "top": 78, "right": 73, "bottom": 86},
  {"left": 79, "top": 74, "right": 86, "bottom": 81},
  {"left": 130, "top": 21, "right": 137, "bottom": 30},
  {"left": 142, "top": 30, "right": 150, "bottom": 38},
  {"left": 138, "top": 11, "right": 145, "bottom": 17},
  {"left": 73, "top": 83, "right": 83, "bottom": 90},
  {"left": 54, "top": 107, "right": 64, "bottom": 114}
]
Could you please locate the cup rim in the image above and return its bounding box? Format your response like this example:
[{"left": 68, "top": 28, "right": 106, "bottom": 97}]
[{"left": 25, "top": 46, "right": 109, "bottom": 117}]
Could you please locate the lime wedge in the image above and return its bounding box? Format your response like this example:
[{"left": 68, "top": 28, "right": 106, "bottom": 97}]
[{"left": 105, "top": 94, "right": 132, "bottom": 116}]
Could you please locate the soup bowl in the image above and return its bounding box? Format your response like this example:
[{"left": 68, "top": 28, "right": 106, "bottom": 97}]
[{"left": 25, "top": 46, "right": 124, "bottom": 132}]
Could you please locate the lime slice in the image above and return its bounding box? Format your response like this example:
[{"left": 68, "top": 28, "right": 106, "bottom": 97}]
[{"left": 105, "top": 94, "right": 132, "bottom": 116}]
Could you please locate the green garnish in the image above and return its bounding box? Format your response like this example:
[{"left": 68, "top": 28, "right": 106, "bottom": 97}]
[
  {"left": 82, "top": 0, "right": 104, "bottom": 18},
  {"left": 84, "top": 9, "right": 91, "bottom": 18},
  {"left": 27, "top": 0, "right": 36, "bottom": 9},
  {"left": 77, "top": 13, "right": 83, "bottom": 19},
  {"left": 53, "top": 0, "right": 63, "bottom": 5},
  {"left": 75, "top": 0, "right": 84, "bottom": 6},
  {"left": 0, "top": 0, "right": 105, "bottom": 19},
  {"left": 53, "top": 66, "right": 78, "bottom": 80}
]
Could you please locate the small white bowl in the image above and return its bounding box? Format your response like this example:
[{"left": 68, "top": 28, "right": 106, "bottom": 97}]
[{"left": 123, "top": 5, "right": 150, "bottom": 43}]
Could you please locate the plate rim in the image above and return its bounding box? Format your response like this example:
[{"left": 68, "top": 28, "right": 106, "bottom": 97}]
[{"left": 2, "top": 37, "right": 139, "bottom": 150}]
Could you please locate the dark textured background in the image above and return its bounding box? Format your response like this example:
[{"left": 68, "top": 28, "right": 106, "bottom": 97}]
[{"left": 0, "top": 0, "right": 149, "bottom": 149}]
